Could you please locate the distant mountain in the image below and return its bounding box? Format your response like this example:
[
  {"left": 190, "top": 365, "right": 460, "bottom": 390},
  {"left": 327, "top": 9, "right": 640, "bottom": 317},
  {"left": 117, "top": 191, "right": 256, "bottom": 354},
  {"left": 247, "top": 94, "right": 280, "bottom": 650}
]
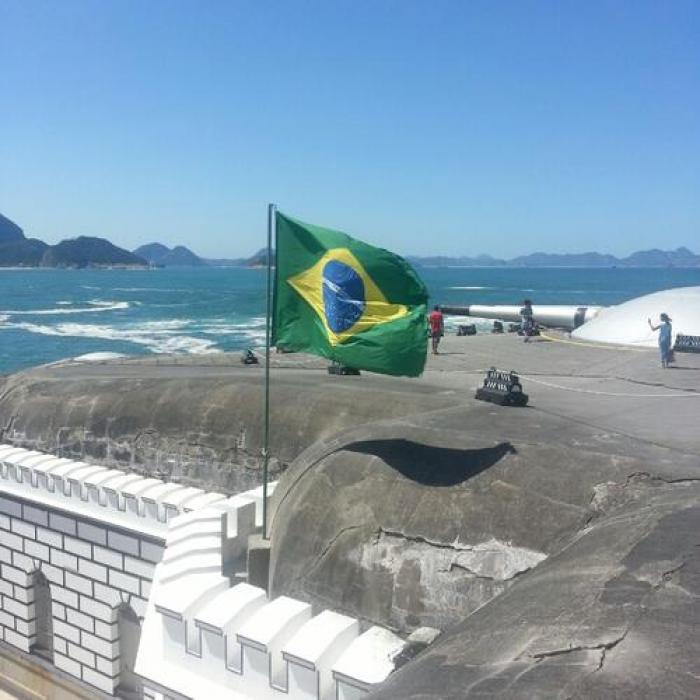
[
  {"left": 0, "top": 213, "right": 25, "bottom": 244},
  {"left": 407, "top": 254, "right": 506, "bottom": 267},
  {"left": 133, "top": 242, "right": 208, "bottom": 267},
  {"left": 40, "top": 237, "right": 148, "bottom": 268},
  {"left": 0, "top": 213, "right": 150, "bottom": 268},
  {"left": 0, "top": 238, "right": 49, "bottom": 266},
  {"left": 620, "top": 247, "right": 699, "bottom": 267},
  {"left": 133, "top": 243, "right": 170, "bottom": 263},
  {"left": 407, "top": 247, "right": 700, "bottom": 268},
  {"left": 2, "top": 211, "right": 698, "bottom": 269},
  {"left": 206, "top": 247, "right": 274, "bottom": 267},
  {"left": 508, "top": 251, "right": 620, "bottom": 268}
]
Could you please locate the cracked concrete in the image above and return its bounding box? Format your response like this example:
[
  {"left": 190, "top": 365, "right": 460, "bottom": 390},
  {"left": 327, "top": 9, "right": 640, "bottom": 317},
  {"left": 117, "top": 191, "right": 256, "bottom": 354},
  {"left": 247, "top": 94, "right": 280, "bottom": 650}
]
[{"left": 2, "top": 333, "right": 699, "bottom": 697}]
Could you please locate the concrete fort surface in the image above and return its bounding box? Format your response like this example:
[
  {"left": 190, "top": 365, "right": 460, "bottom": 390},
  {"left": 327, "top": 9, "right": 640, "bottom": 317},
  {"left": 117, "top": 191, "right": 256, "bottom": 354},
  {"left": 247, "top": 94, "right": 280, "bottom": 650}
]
[{"left": 1, "top": 333, "right": 700, "bottom": 699}]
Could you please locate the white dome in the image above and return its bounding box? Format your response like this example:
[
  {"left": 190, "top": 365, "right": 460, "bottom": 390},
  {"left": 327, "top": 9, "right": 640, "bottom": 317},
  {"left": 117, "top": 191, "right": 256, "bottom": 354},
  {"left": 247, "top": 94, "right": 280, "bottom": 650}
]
[{"left": 572, "top": 286, "right": 700, "bottom": 348}]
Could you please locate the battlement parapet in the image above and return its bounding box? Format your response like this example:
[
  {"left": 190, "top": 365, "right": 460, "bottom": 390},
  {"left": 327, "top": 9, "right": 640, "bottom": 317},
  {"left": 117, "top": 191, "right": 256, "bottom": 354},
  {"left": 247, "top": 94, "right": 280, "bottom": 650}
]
[
  {"left": 0, "top": 445, "right": 232, "bottom": 537},
  {"left": 138, "top": 495, "right": 404, "bottom": 700}
]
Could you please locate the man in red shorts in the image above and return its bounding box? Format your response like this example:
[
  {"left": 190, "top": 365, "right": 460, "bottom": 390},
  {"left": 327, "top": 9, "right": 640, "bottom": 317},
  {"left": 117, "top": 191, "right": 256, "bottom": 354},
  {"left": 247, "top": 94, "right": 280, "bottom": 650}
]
[{"left": 428, "top": 305, "right": 444, "bottom": 355}]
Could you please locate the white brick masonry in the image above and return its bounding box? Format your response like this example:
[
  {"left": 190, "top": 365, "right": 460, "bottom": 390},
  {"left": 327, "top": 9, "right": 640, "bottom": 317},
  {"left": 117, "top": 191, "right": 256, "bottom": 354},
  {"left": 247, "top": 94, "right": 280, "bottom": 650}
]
[
  {"left": 0, "top": 443, "right": 227, "bottom": 694},
  {"left": 136, "top": 499, "right": 406, "bottom": 700},
  {"left": 2, "top": 443, "right": 408, "bottom": 700}
]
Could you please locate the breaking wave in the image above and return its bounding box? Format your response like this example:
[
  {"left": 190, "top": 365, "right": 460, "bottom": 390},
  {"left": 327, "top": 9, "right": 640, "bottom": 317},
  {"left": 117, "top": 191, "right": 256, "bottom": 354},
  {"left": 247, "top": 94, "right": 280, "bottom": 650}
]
[
  {"left": 112, "top": 287, "right": 190, "bottom": 293},
  {"left": 1, "top": 301, "right": 130, "bottom": 316},
  {"left": 448, "top": 286, "right": 493, "bottom": 290},
  {"left": 4, "top": 321, "right": 219, "bottom": 355}
]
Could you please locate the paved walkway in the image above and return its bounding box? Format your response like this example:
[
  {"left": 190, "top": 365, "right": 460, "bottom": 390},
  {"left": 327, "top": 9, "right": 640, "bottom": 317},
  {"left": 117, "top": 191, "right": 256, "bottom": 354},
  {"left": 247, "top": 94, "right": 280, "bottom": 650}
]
[{"left": 419, "top": 333, "right": 700, "bottom": 454}]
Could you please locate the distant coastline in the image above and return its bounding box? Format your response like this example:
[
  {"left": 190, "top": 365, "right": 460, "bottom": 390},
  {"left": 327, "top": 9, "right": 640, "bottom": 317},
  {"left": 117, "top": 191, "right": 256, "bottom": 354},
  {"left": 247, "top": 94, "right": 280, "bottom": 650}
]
[
  {"left": 406, "top": 247, "right": 700, "bottom": 269},
  {"left": 3, "top": 212, "right": 699, "bottom": 269}
]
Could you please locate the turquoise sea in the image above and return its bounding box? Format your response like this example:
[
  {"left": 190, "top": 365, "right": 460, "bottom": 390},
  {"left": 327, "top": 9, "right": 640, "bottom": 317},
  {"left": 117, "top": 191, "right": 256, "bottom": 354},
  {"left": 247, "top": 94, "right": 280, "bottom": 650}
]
[{"left": 2, "top": 266, "right": 700, "bottom": 375}]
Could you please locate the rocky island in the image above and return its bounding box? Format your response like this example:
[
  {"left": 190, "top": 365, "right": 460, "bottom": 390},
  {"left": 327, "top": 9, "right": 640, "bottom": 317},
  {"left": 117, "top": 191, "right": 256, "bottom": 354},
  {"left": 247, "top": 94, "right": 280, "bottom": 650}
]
[
  {"left": 133, "top": 242, "right": 208, "bottom": 267},
  {"left": 0, "top": 213, "right": 147, "bottom": 269}
]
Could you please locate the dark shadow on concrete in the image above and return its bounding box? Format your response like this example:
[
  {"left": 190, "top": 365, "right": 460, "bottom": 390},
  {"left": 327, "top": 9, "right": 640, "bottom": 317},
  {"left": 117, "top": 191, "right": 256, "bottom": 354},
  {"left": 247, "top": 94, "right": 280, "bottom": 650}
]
[{"left": 345, "top": 439, "right": 516, "bottom": 487}]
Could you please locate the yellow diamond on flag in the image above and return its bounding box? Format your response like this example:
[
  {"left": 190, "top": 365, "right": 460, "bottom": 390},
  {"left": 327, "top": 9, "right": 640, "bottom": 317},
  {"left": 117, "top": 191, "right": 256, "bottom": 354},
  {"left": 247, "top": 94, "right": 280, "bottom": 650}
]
[{"left": 287, "top": 248, "right": 409, "bottom": 345}]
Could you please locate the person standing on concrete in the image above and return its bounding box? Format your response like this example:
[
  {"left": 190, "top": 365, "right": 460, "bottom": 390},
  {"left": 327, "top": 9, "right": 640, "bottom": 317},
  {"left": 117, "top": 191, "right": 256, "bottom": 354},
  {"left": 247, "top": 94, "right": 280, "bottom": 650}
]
[
  {"left": 648, "top": 313, "right": 673, "bottom": 368},
  {"left": 520, "top": 299, "right": 534, "bottom": 342},
  {"left": 428, "top": 305, "right": 444, "bottom": 354}
]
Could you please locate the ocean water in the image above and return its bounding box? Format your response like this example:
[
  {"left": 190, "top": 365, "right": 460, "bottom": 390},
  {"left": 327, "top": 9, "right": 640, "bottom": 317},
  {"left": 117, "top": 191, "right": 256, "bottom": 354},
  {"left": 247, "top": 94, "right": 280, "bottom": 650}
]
[{"left": 1, "top": 266, "right": 699, "bottom": 375}]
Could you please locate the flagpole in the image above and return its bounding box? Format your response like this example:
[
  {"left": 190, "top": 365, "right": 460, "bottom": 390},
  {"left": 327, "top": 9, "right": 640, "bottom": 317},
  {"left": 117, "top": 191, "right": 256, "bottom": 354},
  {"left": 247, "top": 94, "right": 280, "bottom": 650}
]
[{"left": 262, "top": 203, "right": 275, "bottom": 540}]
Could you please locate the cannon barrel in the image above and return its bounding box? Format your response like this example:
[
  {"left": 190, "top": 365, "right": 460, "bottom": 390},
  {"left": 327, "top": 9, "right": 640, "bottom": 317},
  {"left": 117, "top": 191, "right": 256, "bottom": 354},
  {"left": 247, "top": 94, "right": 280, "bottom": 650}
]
[{"left": 439, "top": 304, "right": 603, "bottom": 331}]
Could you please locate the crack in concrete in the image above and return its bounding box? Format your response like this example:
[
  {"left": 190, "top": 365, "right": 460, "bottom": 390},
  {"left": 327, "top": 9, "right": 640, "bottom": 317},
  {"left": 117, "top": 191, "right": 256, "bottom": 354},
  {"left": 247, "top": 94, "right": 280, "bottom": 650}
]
[
  {"left": 291, "top": 524, "right": 366, "bottom": 585},
  {"left": 625, "top": 471, "right": 700, "bottom": 486},
  {"left": 533, "top": 554, "right": 690, "bottom": 697},
  {"left": 380, "top": 528, "right": 472, "bottom": 551},
  {"left": 530, "top": 631, "right": 627, "bottom": 664},
  {"left": 585, "top": 474, "right": 700, "bottom": 528},
  {"left": 446, "top": 560, "right": 535, "bottom": 583},
  {"left": 655, "top": 561, "right": 687, "bottom": 588}
]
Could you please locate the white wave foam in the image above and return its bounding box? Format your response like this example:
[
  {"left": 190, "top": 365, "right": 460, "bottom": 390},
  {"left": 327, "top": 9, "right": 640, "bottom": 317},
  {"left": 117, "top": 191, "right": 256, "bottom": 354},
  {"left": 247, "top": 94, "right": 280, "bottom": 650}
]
[
  {"left": 5, "top": 321, "right": 219, "bottom": 355},
  {"left": 88, "top": 299, "right": 132, "bottom": 309},
  {"left": 138, "top": 319, "right": 192, "bottom": 331},
  {"left": 112, "top": 287, "right": 189, "bottom": 293},
  {"left": 448, "top": 286, "right": 493, "bottom": 290},
  {"left": 203, "top": 322, "right": 267, "bottom": 334},
  {"left": 72, "top": 352, "right": 127, "bottom": 362},
  {"left": 239, "top": 330, "right": 266, "bottom": 345},
  {"left": 0, "top": 301, "right": 130, "bottom": 316}
]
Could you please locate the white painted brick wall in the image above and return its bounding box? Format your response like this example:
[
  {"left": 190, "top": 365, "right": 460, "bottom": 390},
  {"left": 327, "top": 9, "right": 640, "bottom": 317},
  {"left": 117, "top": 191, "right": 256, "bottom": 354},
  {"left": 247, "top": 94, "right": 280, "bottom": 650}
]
[
  {"left": 107, "top": 531, "right": 139, "bottom": 556},
  {"left": 50, "top": 549, "right": 78, "bottom": 570},
  {"left": 94, "top": 619, "right": 118, "bottom": 640},
  {"left": 54, "top": 619, "right": 81, "bottom": 644},
  {"left": 124, "top": 555, "right": 155, "bottom": 579},
  {"left": 93, "top": 581, "right": 122, "bottom": 607},
  {"left": 108, "top": 569, "right": 141, "bottom": 596},
  {"left": 77, "top": 522, "right": 107, "bottom": 546},
  {"left": 49, "top": 513, "right": 77, "bottom": 536},
  {"left": 36, "top": 526, "right": 62, "bottom": 548},
  {"left": 0, "top": 486, "right": 169, "bottom": 695},
  {"left": 0, "top": 445, "right": 278, "bottom": 699},
  {"left": 82, "top": 666, "right": 117, "bottom": 694},
  {"left": 64, "top": 536, "right": 91, "bottom": 558},
  {"left": 81, "top": 630, "right": 119, "bottom": 660},
  {"left": 65, "top": 572, "right": 94, "bottom": 597},
  {"left": 11, "top": 519, "right": 36, "bottom": 539},
  {"left": 79, "top": 595, "right": 112, "bottom": 622},
  {"left": 55, "top": 652, "right": 81, "bottom": 677},
  {"left": 24, "top": 539, "right": 50, "bottom": 562},
  {"left": 66, "top": 608, "right": 94, "bottom": 633},
  {"left": 54, "top": 636, "right": 67, "bottom": 655},
  {"left": 141, "top": 541, "right": 165, "bottom": 563},
  {"left": 68, "top": 641, "right": 95, "bottom": 667},
  {"left": 93, "top": 545, "right": 123, "bottom": 569},
  {"left": 78, "top": 558, "right": 108, "bottom": 583}
]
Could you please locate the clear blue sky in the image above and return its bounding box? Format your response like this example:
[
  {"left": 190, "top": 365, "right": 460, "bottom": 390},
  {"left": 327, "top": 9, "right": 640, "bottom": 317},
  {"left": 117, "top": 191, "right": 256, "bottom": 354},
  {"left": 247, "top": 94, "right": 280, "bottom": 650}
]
[{"left": 1, "top": 0, "right": 698, "bottom": 258}]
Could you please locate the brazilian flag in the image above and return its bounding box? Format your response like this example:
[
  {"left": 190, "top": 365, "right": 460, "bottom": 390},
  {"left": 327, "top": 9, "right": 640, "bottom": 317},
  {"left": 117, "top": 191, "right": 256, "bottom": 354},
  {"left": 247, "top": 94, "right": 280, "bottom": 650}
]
[{"left": 273, "top": 212, "right": 429, "bottom": 377}]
